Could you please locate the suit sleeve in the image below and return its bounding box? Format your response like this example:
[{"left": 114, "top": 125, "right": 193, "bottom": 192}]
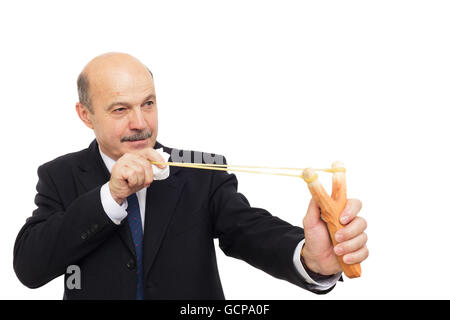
[
  {"left": 209, "top": 161, "right": 335, "bottom": 294},
  {"left": 13, "top": 164, "right": 119, "bottom": 289}
]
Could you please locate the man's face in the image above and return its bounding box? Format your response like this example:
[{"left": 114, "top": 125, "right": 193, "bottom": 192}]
[{"left": 84, "top": 63, "right": 158, "bottom": 161}]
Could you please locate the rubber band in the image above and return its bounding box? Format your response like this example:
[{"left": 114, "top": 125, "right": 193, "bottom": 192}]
[
  {"left": 150, "top": 161, "right": 345, "bottom": 181},
  {"left": 152, "top": 161, "right": 345, "bottom": 173}
]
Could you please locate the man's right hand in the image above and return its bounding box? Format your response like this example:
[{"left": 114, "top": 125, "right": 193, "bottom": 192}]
[{"left": 109, "top": 149, "right": 166, "bottom": 205}]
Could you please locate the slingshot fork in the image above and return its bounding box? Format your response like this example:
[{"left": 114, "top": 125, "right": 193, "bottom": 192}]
[{"left": 302, "top": 161, "right": 362, "bottom": 278}]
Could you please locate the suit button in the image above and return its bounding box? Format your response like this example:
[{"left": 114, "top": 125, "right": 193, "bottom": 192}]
[
  {"left": 90, "top": 224, "right": 98, "bottom": 233},
  {"left": 81, "top": 232, "right": 88, "bottom": 240},
  {"left": 126, "top": 259, "right": 136, "bottom": 270}
]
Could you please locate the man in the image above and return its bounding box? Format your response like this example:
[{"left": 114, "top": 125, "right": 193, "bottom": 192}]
[{"left": 13, "top": 52, "right": 368, "bottom": 299}]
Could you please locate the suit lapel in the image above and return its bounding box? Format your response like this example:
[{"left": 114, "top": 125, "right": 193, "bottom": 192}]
[
  {"left": 75, "top": 140, "right": 110, "bottom": 192},
  {"left": 76, "top": 139, "right": 136, "bottom": 257},
  {"left": 143, "top": 159, "right": 185, "bottom": 282}
]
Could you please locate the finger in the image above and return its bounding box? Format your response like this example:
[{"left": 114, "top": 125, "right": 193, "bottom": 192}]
[
  {"left": 334, "top": 216, "right": 367, "bottom": 242},
  {"left": 334, "top": 232, "right": 368, "bottom": 256},
  {"left": 302, "top": 198, "right": 322, "bottom": 230},
  {"left": 343, "top": 245, "right": 369, "bottom": 264},
  {"left": 340, "top": 198, "right": 363, "bottom": 225},
  {"left": 141, "top": 160, "right": 154, "bottom": 187},
  {"left": 138, "top": 148, "right": 166, "bottom": 169},
  {"left": 122, "top": 166, "right": 138, "bottom": 187},
  {"left": 143, "top": 161, "right": 153, "bottom": 187},
  {"left": 331, "top": 161, "right": 347, "bottom": 203},
  {"left": 131, "top": 156, "right": 153, "bottom": 187},
  {"left": 123, "top": 160, "right": 146, "bottom": 188},
  {"left": 129, "top": 160, "right": 147, "bottom": 187}
]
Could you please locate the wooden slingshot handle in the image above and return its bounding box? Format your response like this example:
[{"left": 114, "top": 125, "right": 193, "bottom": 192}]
[{"left": 303, "top": 161, "right": 361, "bottom": 278}]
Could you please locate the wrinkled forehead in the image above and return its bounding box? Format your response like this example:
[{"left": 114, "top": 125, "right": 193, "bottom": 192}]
[{"left": 89, "top": 66, "right": 155, "bottom": 107}]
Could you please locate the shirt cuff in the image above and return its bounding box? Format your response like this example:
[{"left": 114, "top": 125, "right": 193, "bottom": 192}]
[
  {"left": 100, "top": 182, "right": 128, "bottom": 225},
  {"left": 293, "top": 239, "right": 342, "bottom": 290}
]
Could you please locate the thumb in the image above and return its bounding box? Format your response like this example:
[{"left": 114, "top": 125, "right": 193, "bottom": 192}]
[{"left": 303, "top": 198, "right": 322, "bottom": 230}]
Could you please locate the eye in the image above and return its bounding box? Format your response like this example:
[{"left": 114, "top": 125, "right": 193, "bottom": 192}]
[
  {"left": 113, "top": 107, "right": 126, "bottom": 113},
  {"left": 144, "top": 101, "right": 154, "bottom": 107}
]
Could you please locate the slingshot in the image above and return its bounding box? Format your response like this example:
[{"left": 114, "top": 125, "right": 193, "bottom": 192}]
[{"left": 151, "top": 159, "right": 362, "bottom": 278}]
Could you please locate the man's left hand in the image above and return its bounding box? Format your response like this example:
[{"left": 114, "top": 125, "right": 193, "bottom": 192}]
[{"left": 301, "top": 198, "right": 369, "bottom": 276}]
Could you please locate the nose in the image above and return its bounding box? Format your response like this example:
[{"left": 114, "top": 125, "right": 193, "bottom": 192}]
[{"left": 128, "top": 107, "right": 147, "bottom": 130}]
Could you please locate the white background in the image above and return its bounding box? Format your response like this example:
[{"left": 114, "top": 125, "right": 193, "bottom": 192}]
[{"left": 1, "top": 0, "right": 449, "bottom": 300}]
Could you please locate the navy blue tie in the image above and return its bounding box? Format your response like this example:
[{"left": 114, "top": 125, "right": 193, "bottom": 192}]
[{"left": 126, "top": 193, "right": 144, "bottom": 300}]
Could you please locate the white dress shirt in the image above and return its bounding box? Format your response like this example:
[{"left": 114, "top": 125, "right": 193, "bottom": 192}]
[{"left": 98, "top": 147, "right": 341, "bottom": 291}]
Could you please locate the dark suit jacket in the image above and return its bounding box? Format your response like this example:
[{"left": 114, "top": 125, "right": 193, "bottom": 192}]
[{"left": 13, "top": 139, "right": 332, "bottom": 299}]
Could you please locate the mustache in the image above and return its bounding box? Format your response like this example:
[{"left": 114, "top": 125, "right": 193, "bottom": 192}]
[{"left": 121, "top": 130, "right": 153, "bottom": 143}]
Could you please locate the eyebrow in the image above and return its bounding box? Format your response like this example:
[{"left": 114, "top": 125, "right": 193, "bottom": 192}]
[{"left": 106, "top": 94, "right": 155, "bottom": 111}]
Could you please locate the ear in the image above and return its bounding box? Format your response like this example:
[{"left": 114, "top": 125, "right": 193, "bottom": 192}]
[{"left": 76, "top": 102, "right": 94, "bottom": 129}]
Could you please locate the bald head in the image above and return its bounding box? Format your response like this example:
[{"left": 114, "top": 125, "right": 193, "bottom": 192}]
[
  {"left": 75, "top": 52, "right": 159, "bottom": 160},
  {"left": 77, "top": 52, "right": 153, "bottom": 113}
]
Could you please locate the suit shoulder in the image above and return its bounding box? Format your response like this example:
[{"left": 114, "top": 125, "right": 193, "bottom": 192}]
[{"left": 38, "top": 145, "right": 89, "bottom": 174}]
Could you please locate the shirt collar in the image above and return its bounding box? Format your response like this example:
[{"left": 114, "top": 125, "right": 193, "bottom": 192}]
[{"left": 98, "top": 147, "right": 116, "bottom": 174}]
